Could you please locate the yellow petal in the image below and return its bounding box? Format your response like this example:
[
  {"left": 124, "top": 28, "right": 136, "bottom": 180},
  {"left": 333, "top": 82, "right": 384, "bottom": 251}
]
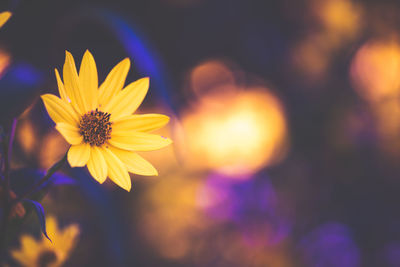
[
  {"left": 68, "top": 143, "right": 90, "bottom": 167},
  {"left": 112, "top": 114, "right": 170, "bottom": 133},
  {"left": 87, "top": 146, "right": 107, "bottom": 184},
  {"left": 55, "top": 68, "right": 69, "bottom": 103},
  {"left": 109, "top": 146, "right": 158, "bottom": 176},
  {"left": 11, "top": 250, "right": 33, "bottom": 266},
  {"left": 45, "top": 216, "right": 58, "bottom": 242},
  {"left": 56, "top": 123, "right": 83, "bottom": 145},
  {"left": 109, "top": 131, "right": 172, "bottom": 151},
  {"left": 59, "top": 224, "right": 80, "bottom": 253},
  {"left": 20, "top": 236, "right": 37, "bottom": 257},
  {"left": 46, "top": 216, "right": 57, "bottom": 231},
  {"left": 0, "top": 11, "right": 11, "bottom": 28},
  {"left": 79, "top": 50, "right": 98, "bottom": 110},
  {"left": 11, "top": 236, "right": 37, "bottom": 264},
  {"left": 41, "top": 94, "right": 79, "bottom": 125},
  {"left": 63, "top": 51, "right": 88, "bottom": 114},
  {"left": 98, "top": 58, "right": 130, "bottom": 106},
  {"left": 104, "top": 77, "right": 149, "bottom": 121},
  {"left": 102, "top": 147, "right": 131, "bottom": 191}
]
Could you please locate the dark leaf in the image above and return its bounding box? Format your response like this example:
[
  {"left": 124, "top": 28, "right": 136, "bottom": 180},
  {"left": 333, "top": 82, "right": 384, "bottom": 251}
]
[
  {"left": 23, "top": 199, "right": 51, "bottom": 242},
  {"left": 10, "top": 168, "right": 76, "bottom": 198}
]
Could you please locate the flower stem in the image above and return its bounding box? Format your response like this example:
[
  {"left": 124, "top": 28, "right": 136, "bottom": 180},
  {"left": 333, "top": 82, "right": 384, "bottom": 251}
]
[
  {"left": 7, "top": 119, "right": 17, "bottom": 168},
  {"left": 14, "top": 152, "right": 68, "bottom": 204}
]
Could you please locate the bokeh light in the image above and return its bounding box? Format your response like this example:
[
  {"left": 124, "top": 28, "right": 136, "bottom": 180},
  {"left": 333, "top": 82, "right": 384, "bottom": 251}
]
[
  {"left": 187, "top": 60, "right": 238, "bottom": 98},
  {"left": 350, "top": 38, "right": 400, "bottom": 102},
  {"left": 313, "top": 0, "right": 362, "bottom": 43},
  {"left": 350, "top": 38, "right": 400, "bottom": 155},
  {"left": 39, "top": 129, "right": 69, "bottom": 169},
  {"left": 181, "top": 82, "right": 288, "bottom": 175},
  {"left": 138, "top": 170, "right": 293, "bottom": 267},
  {"left": 138, "top": 170, "right": 208, "bottom": 259},
  {"left": 0, "top": 48, "right": 10, "bottom": 78},
  {"left": 292, "top": 0, "right": 362, "bottom": 82},
  {"left": 16, "top": 118, "right": 36, "bottom": 156}
]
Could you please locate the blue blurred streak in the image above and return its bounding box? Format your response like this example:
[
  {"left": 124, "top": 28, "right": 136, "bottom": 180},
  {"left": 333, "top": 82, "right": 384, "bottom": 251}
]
[
  {"left": 98, "top": 10, "right": 175, "bottom": 112},
  {"left": 0, "top": 63, "right": 43, "bottom": 129},
  {"left": 12, "top": 64, "right": 42, "bottom": 85}
]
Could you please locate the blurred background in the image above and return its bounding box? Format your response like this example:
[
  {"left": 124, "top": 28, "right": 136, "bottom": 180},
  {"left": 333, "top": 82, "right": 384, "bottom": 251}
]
[{"left": 1, "top": 0, "right": 400, "bottom": 266}]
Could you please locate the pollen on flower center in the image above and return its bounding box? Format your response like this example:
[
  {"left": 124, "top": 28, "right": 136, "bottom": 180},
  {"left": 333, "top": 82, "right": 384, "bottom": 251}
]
[{"left": 79, "top": 108, "right": 112, "bottom": 146}]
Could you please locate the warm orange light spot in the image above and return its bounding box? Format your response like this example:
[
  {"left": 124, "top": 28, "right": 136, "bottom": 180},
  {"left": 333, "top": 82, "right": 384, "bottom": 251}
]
[
  {"left": 0, "top": 48, "right": 11, "bottom": 78},
  {"left": 350, "top": 38, "right": 400, "bottom": 156},
  {"left": 17, "top": 119, "right": 36, "bottom": 155},
  {"left": 314, "top": 0, "right": 362, "bottom": 41},
  {"left": 39, "top": 130, "right": 69, "bottom": 169},
  {"left": 350, "top": 39, "right": 400, "bottom": 102},
  {"left": 138, "top": 171, "right": 208, "bottom": 259},
  {"left": 181, "top": 89, "right": 288, "bottom": 175},
  {"left": 292, "top": 0, "right": 362, "bottom": 82},
  {"left": 292, "top": 35, "right": 331, "bottom": 81},
  {"left": 189, "top": 60, "right": 237, "bottom": 97}
]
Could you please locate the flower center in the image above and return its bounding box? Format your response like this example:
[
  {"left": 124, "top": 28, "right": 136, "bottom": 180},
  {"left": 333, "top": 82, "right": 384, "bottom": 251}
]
[
  {"left": 79, "top": 108, "right": 112, "bottom": 146},
  {"left": 37, "top": 250, "right": 57, "bottom": 267}
]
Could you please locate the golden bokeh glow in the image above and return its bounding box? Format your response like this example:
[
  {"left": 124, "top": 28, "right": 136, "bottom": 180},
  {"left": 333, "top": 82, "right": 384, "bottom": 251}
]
[
  {"left": 350, "top": 39, "right": 400, "bottom": 102},
  {"left": 17, "top": 119, "right": 36, "bottom": 155},
  {"left": 139, "top": 171, "right": 208, "bottom": 259},
  {"left": 0, "top": 48, "right": 10, "bottom": 78},
  {"left": 40, "top": 129, "right": 70, "bottom": 169},
  {"left": 292, "top": 0, "right": 362, "bottom": 82},
  {"left": 314, "top": 0, "right": 362, "bottom": 42},
  {"left": 138, "top": 170, "right": 293, "bottom": 266},
  {"left": 181, "top": 89, "right": 288, "bottom": 175},
  {"left": 189, "top": 60, "right": 237, "bottom": 97},
  {"left": 350, "top": 38, "right": 400, "bottom": 156}
]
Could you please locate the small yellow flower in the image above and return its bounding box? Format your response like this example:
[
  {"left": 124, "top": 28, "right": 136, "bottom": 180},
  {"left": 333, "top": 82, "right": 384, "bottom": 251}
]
[
  {"left": 10, "top": 216, "right": 80, "bottom": 267},
  {"left": 0, "top": 11, "right": 12, "bottom": 28},
  {"left": 41, "top": 51, "right": 171, "bottom": 191}
]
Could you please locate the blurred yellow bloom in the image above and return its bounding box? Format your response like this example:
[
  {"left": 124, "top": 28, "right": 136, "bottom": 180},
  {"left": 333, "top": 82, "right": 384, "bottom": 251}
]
[
  {"left": 41, "top": 51, "right": 171, "bottom": 191},
  {"left": 0, "top": 11, "right": 12, "bottom": 28},
  {"left": 10, "top": 216, "right": 80, "bottom": 267}
]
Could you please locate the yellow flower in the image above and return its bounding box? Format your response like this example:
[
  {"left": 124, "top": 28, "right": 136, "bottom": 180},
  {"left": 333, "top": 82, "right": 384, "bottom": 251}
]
[
  {"left": 41, "top": 51, "right": 171, "bottom": 191},
  {"left": 0, "top": 11, "right": 12, "bottom": 28},
  {"left": 10, "top": 216, "right": 80, "bottom": 267}
]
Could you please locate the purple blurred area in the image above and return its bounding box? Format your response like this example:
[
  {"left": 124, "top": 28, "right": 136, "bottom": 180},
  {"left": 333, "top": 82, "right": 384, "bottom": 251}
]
[
  {"left": 2, "top": 0, "right": 400, "bottom": 266},
  {"left": 299, "top": 223, "right": 360, "bottom": 267}
]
